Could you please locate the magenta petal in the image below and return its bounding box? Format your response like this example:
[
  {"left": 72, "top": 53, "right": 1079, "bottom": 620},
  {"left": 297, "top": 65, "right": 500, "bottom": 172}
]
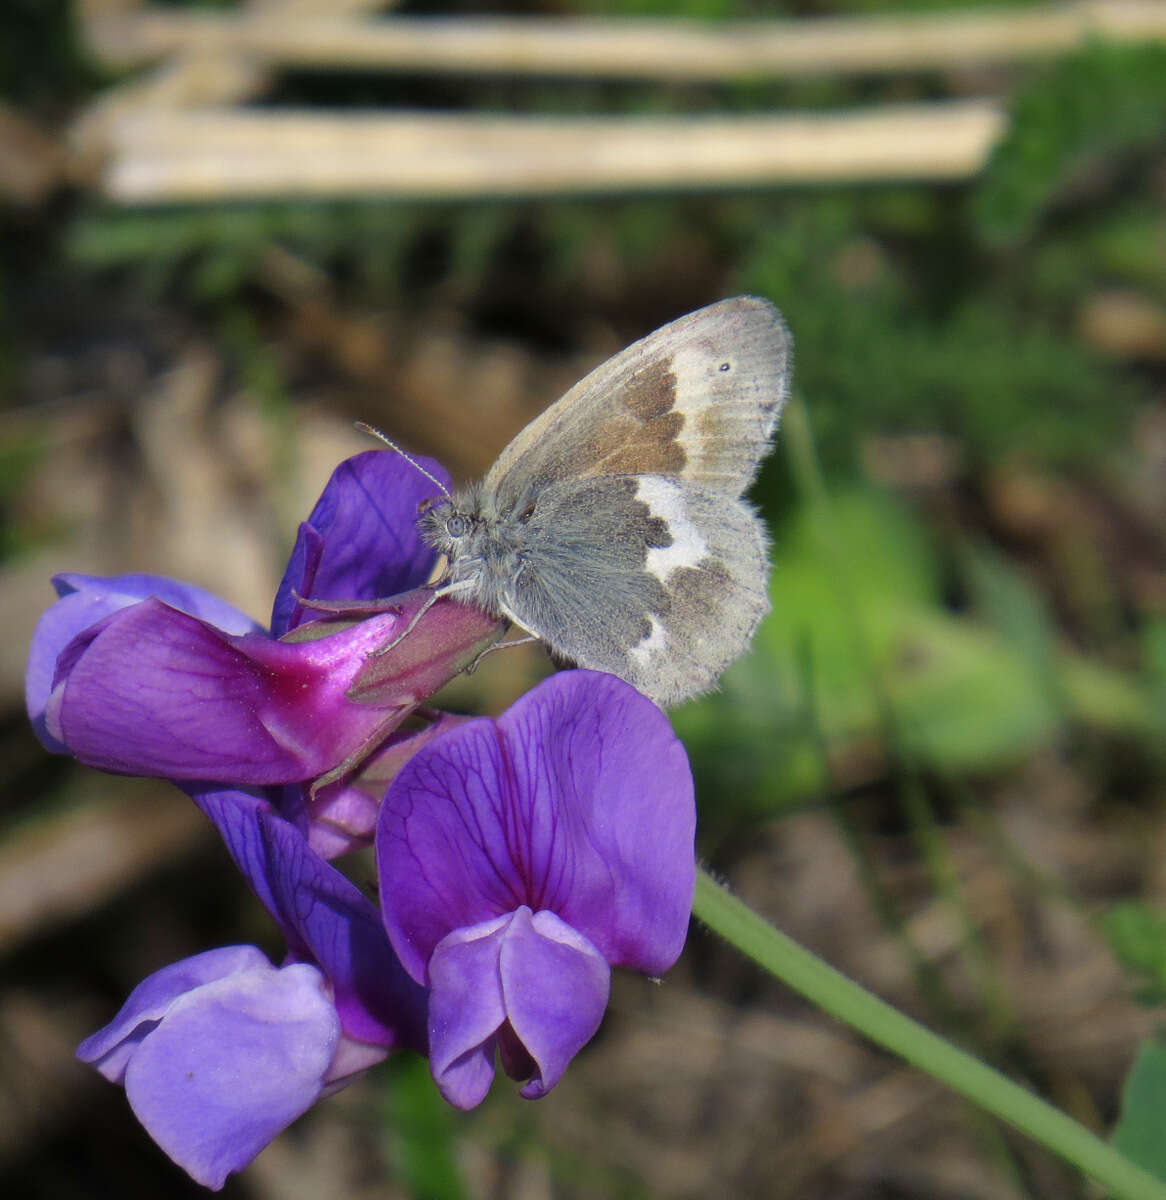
[
  {"left": 121, "top": 963, "right": 340, "bottom": 1190},
  {"left": 28, "top": 591, "right": 144, "bottom": 752},
  {"left": 303, "top": 780, "right": 382, "bottom": 859},
  {"left": 305, "top": 712, "right": 477, "bottom": 858},
  {"left": 46, "top": 600, "right": 303, "bottom": 778},
  {"left": 427, "top": 913, "right": 511, "bottom": 1110},
  {"left": 503, "top": 909, "right": 610, "bottom": 1100},
  {"left": 47, "top": 599, "right": 409, "bottom": 782}
]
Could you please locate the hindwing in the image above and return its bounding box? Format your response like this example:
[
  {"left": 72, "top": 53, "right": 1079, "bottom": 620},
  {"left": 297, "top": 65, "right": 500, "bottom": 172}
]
[{"left": 501, "top": 474, "right": 770, "bottom": 706}]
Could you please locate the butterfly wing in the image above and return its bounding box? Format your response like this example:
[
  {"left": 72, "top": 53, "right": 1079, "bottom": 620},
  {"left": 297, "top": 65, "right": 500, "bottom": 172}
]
[
  {"left": 502, "top": 474, "right": 770, "bottom": 706},
  {"left": 484, "top": 296, "right": 791, "bottom": 507},
  {"left": 475, "top": 295, "right": 789, "bottom": 705}
]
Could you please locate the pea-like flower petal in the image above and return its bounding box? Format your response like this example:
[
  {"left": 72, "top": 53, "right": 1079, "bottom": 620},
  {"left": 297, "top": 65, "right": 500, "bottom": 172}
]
[
  {"left": 304, "top": 712, "right": 474, "bottom": 858},
  {"left": 77, "top": 945, "right": 273, "bottom": 1084},
  {"left": 190, "top": 785, "right": 427, "bottom": 1053},
  {"left": 428, "top": 907, "right": 610, "bottom": 1110},
  {"left": 78, "top": 950, "right": 341, "bottom": 1191},
  {"left": 76, "top": 787, "right": 431, "bottom": 1188},
  {"left": 27, "top": 451, "right": 499, "bottom": 789},
  {"left": 273, "top": 449, "right": 449, "bottom": 635},
  {"left": 377, "top": 670, "right": 696, "bottom": 983},
  {"left": 26, "top": 573, "right": 259, "bottom": 753},
  {"left": 377, "top": 670, "right": 695, "bottom": 1106},
  {"left": 43, "top": 600, "right": 410, "bottom": 782}
]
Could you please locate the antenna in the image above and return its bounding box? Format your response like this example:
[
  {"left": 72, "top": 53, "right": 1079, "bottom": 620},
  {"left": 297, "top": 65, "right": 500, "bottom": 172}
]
[{"left": 355, "top": 421, "right": 451, "bottom": 499}]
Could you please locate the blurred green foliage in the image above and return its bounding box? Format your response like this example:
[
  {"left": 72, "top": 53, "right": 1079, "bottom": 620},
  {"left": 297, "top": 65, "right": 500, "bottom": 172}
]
[
  {"left": 1113, "top": 1039, "right": 1166, "bottom": 1183},
  {"left": 381, "top": 1054, "right": 467, "bottom": 1200},
  {"left": 974, "top": 42, "right": 1166, "bottom": 246},
  {"left": 678, "top": 482, "right": 1150, "bottom": 840},
  {"left": 1104, "top": 903, "right": 1166, "bottom": 1007}
]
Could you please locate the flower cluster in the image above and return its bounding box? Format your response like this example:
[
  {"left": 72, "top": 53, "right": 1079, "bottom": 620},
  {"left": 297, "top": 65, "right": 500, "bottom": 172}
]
[{"left": 28, "top": 451, "right": 697, "bottom": 1189}]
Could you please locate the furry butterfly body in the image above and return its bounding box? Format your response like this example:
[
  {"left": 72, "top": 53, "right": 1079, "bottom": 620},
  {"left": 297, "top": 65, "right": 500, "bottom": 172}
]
[{"left": 418, "top": 295, "right": 792, "bottom": 706}]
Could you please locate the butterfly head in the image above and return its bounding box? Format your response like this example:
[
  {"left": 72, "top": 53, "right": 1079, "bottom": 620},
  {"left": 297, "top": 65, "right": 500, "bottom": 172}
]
[{"left": 417, "top": 484, "right": 492, "bottom": 562}]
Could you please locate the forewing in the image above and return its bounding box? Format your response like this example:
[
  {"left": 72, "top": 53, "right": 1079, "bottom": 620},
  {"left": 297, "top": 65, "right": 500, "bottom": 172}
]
[
  {"left": 503, "top": 475, "right": 770, "bottom": 707},
  {"left": 485, "top": 296, "right": 791, "bottom": 511}
]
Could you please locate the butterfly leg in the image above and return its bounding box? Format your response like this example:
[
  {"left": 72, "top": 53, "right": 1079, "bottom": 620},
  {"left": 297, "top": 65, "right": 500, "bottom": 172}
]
[
  {"left": 368, "top": 579, "right": 480, "bottom": 658},
  {"left": 464, "top": 633, "right": 537, "bottom": 675}
]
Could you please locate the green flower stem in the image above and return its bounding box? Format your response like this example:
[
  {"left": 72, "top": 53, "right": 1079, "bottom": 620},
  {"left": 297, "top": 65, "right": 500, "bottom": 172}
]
[{"left": 692, "top": 868, "right": 1165, "bottom": 1200}]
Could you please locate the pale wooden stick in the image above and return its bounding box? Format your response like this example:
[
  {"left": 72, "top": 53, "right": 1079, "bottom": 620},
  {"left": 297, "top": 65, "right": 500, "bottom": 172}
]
[
  {"left": 73, "top": 0, "right": 395, "bottom": 168},
  {"left": 101, "top": 101, "right": 1005, "bottom": 203},
  {"left": 86, "top": 2, "right": 1166, "bottom": 81}
]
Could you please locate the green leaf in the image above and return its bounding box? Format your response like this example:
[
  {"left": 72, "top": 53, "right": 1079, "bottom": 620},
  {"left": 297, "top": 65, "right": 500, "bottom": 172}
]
[
  {"left": 1113, "top": 1039, "right": 1166, "bottom": 1182},
  {"left": 679, "top": 487, "right": 1150, "bottom": 833},
  {"left": 1103, "top": 902, "right": 1166, "bottom": 1005},
  {"left": 755, "top": 488, "right": 1062, "bottom": 770}
]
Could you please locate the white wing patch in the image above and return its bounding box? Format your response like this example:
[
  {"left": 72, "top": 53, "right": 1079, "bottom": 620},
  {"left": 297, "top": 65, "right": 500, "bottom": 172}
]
[{"left": 635, "top": 477, "right": 708, "bottom": 581}]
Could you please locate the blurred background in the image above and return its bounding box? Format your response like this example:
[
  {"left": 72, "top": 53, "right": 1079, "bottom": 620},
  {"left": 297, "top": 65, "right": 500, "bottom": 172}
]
[{"left": 4, "top": 0, "right": 1166, "bottom": 1196}]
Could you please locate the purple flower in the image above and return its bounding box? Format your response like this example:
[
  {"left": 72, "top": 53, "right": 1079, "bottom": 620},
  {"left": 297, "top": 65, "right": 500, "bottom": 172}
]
[
  {"left": 191, "top": 785, "right": 427, "bottom": 1053},
  {"left": 25, "top": 572, "right": 262, "bottom": 756},
  {"left": 78, "top": 949, "right": 342, "bottom": 1191},
  {"left": 304, "top": 710, "right": 474, "bottom": 858},
  {"left": 80, "top": 788, "right": 427, "bottom": 1190},
  {"left": 376, "top": 670, "right": 696, "bottom": 1109},
  {"left": 26, "top": 451, "right": 505, "bottom": 796},
  {"left": 271, "top": 449, "right": 446, "bottom": 637},
  {"left": 41, "top": 443, "right": 702, "bottom": 1179}
]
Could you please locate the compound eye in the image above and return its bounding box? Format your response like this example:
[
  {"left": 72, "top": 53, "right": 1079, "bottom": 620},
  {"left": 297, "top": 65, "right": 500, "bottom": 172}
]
[{"left": 446, "top": 513, "right": 471, "bottom": 539}]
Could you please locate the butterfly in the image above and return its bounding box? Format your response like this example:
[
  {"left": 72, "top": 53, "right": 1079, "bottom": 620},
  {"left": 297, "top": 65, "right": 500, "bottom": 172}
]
[{"left": 416, "top": 296, "right": 791, "bottom": 707}]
